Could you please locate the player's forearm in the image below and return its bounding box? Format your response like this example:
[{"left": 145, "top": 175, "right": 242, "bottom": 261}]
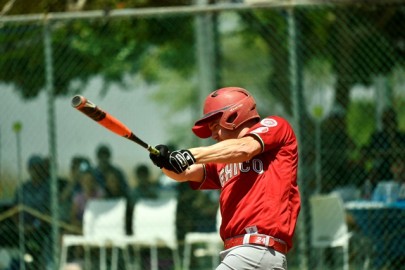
[
  {"left": 190, "top": 136, "right": 262, "bottom": 164},
  {"left": 162, "top": 163, "right": 204, "bottom": 182},
  {"left": 161, "top": 168, "right": 188, "bottom": 182}
]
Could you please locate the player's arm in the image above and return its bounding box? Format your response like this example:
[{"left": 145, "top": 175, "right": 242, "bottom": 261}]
[
  {"left": 190, "top": 135, "right": 262, "bottom": 164},
  {"left": 150, "top": 135, "right": 262, "bottom": 181},
  {"left": 160, "top": 164, "right": 205, "bottom": 183}
]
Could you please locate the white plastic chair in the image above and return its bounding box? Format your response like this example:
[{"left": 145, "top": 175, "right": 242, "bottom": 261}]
[
  {"left": 310, "top": 193, "right": 352, "bottom": 270},
  {"left": 182, "top": 206, "right": 222, "bottom": 270},
  {"left": 115, "top": 197, "right": 180, "bottom": 270},
  {"left": 59, "top": 198, "right": 129, "bottom": 270}
]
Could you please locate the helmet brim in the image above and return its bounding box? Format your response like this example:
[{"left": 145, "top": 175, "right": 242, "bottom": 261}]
[
  {"left": 191, "top": 112, "right": 222, "bottom": 139},
  {"left": 192, "top": 124, "right": 211, "bottom": 138}
]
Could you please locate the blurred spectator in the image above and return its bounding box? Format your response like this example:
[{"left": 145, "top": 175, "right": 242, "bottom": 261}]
[
  {"left": 104, "top": 168, "right": 133, "bottom": 235},
  {"left": 68, "top": 163, "right": 105, "bottom": 266},
  {"left": 93, "top": 144, "right": 129, "bottom": 195},
  {"left": 176, "top": 183, "right": 219, "bottom": 239},
  {"left": 363, "top": 107, "right": 405, "bottom": 186},
  {"left": 176, "top": 183, "right": 219, "bottom": 268},
  {"left": 13, "top": 154, "right": 51, "bottom": 270},
  {"left": 131, "top": 163, "right": 160, "bottom": 203},
  {"left": 105, "top": 168, "right": 131, "bottom": 199},
  {"left": 320, "top": 107, "right": 364, "bottom": 193},
  {"left": 14, "top": 155, "right": 49, "bottom": 222},
  {"left": 372, "top": 154, "right": 405, "bottom": 203},
  {"left": 70, "top": 164, "right": 105, "bottom": 228},
  {"left": 320, "top": 108, "right": 348, "bottom": 192},
  {"left": 59, "top": 156, "right": 92, "bottom": 223},
  {"left": 156, "top": 143, "right": 219, "bottom": 244},
  {"left": 60, "top": 156, "right": 92, "bottom": 201},
  {"left": 169, "top": 140, "right": 219, "bottom": 267},
  {"left": 131, "top": 163, "right": 161, "bottom": 268},
  {"left": 42, "top": 156, "right": 71, "bottom": 223}
]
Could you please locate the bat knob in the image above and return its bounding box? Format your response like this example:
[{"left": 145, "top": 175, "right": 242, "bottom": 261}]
[
  {"left": 148, "top": 146, "right": 160, "bottom": 156},
  {"left": 71, "top": 95, "right": 86, "bottom": 108}
]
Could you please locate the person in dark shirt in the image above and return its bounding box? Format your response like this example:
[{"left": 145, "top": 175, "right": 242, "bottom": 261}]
[
  {"left": 363, "top": 108, "right": 405, "bottom": 186},
  {"left": 104, "top": 168, "right": 133, "bottom": 235},
  {"left": 131, "top": 163, "right": 160, "bottom": 203},
  {"left": 13, "top": 155, "right": 51, "bottom": 269},
  {"left": 93, "top": 144, "right": 129, "bottom": 195}
]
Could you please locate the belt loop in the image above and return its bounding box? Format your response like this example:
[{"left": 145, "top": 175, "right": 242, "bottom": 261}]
[
  {"left": 265, "top": 235, "right": 270, "bottom": 246},
  {"left": 243, "top": 234, "right": 250, "bottom": 244}
]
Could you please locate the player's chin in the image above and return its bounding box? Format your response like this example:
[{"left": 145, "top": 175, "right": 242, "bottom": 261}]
[
  {"left": 211, "top": 134, "right": 219, "bottom": 141},
  {"left": 212, "top": 136, "right": 222, "bottom": 142},
  {"left": 217, "top": 134, "right": 234, "bottom": 141}
]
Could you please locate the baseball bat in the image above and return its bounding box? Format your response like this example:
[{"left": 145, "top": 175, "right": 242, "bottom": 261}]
[{"left": 71, "top": 95, "right": 159, "bottom": 155}]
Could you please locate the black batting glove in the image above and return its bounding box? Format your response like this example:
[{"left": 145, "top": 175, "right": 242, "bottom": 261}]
[
  {"left": 149, "top": 145, "right": 171, "bottom": 169},
  {"left": 169, "top": 149, "right": 196, "bottom": 174}
]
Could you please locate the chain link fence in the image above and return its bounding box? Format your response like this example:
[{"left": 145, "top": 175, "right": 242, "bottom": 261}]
[{"left": 0, "top": 1, "right": 405, "bottom": 269}]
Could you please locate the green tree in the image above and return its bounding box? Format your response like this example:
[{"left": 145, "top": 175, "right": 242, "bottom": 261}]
[
  {"left": 0, "top": 0, "right": 196, "bottom": 99},
  {"left": 237, "top": 4, "right": 405, "bottom": 114}
]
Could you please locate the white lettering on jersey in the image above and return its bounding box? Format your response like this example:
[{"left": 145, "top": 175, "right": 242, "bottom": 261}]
[{"left": 219, "top": 159, "right": 264, "bottom": 186}]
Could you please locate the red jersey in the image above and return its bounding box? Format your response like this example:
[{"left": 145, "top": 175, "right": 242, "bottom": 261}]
[{"left": 189, "top": 116, "right": 300, "bottom": 251}]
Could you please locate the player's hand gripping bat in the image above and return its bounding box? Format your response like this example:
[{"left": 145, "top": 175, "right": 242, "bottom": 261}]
[{"left": 71, "top": 95, "right": 159, "bottom": 155}]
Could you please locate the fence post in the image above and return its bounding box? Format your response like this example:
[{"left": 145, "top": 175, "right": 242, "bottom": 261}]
[
  {"left": 13, "top": 121, "right": 25, "bottom": 270},
  {"left": 287, "top": 7, "right": 309, "bottom": 270},
  {"left": 194, "top": 0, "right": 217, "bottom": 145},
  {"left": 43, "top": 19, "right": 59, "bottom": 270}
]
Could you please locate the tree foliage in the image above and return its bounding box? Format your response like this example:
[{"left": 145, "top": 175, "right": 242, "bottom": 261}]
[
  {"left": 0, "top": 0, "right": 196, "bottom": 14},
  {"left": 238, "top": 5, "right": 405, "bottom": 114},
  {"left": 0, "top": 0, "right": 195, "bottom": 99},
  {"left": 1, "top": 0, "right": 405, "bottom": 108}
]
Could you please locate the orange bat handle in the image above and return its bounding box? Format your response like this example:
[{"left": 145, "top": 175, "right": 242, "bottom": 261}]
[{"left": 71, "top": 95, "right": 159, "bottom": 155}]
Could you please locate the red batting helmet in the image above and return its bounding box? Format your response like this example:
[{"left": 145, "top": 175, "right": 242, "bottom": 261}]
[{"left": 192, "top": 87, "right": 260, "bottom": 138}]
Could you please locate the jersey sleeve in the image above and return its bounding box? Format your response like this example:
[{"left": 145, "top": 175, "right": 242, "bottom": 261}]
[
  {"left": 246, "top": 116, "right": 297, "bottom": 153},
  {"left": 188, "top": 163, "right": 222, "bottom": 190}
]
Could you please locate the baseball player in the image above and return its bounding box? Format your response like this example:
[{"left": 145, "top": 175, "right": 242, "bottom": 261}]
[{"left": 150, "top": 87, "right": 300, "bottom": 270}]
